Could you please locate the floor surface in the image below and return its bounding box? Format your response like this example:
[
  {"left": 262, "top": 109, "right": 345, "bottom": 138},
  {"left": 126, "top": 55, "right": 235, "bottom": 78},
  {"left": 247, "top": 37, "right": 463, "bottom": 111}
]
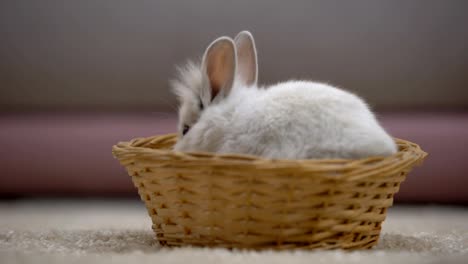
[{"left": 0, "top": 199, "right": 467, "bottom": 264}]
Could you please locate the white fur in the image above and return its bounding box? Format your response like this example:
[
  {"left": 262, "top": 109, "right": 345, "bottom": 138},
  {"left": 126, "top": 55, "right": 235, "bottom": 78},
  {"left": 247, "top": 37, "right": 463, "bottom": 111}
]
[
  {"left": 170, "top": 60, "right": 207, "bottom": 133},
  {"left": 172, "top": 32, "right": 397, "bottom": 159}
]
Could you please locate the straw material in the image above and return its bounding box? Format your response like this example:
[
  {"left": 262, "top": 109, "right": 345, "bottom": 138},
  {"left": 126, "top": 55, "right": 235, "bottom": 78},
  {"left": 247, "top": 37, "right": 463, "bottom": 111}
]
[{"left": 112, "top": 134, "right": 427, "bottom": 250}]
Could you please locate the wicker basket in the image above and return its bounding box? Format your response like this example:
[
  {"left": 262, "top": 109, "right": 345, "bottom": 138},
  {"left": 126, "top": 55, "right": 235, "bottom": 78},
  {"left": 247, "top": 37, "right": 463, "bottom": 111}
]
[{"left": 112, "top": 133, "right": 427, "bottom": 250}]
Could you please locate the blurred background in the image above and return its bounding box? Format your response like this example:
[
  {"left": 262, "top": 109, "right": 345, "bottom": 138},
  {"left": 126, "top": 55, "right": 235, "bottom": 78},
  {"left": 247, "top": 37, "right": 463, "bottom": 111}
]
[{"left": 1, "top": 0, "right": 467, "bottom": 203}]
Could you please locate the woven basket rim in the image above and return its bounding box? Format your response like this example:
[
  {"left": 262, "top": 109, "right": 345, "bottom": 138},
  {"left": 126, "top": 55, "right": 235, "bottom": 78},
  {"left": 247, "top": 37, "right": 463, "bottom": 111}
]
[{"left": 112, "top": 133, "right": 427, "bottom": 181}]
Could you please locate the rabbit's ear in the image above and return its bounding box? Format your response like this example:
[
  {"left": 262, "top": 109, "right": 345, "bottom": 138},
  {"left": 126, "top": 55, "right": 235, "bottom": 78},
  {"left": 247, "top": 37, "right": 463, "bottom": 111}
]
[
  {"left": 202, "top": 37, "right": 237, "bottom": 101},
  {"left": 234, "top": 31, "right": 258, "bottom": 86}
]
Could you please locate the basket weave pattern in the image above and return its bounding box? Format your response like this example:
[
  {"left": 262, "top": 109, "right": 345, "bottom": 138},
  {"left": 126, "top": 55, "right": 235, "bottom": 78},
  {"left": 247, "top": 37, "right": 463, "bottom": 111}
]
[{"left": 113, "top": 134, "right": 427, "bottom": 250}]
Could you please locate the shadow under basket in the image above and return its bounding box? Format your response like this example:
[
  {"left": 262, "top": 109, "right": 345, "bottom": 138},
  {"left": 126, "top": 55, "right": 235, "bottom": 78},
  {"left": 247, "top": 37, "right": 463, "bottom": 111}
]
[{"left": 112, "top": 134, "right": 427, "bottom": 250}]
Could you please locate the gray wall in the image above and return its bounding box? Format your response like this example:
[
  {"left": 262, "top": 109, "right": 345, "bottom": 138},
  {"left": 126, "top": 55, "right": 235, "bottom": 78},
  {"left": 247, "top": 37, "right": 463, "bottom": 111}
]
[{"left": 1, "top": 0, "right": 468, "bottom": 111}]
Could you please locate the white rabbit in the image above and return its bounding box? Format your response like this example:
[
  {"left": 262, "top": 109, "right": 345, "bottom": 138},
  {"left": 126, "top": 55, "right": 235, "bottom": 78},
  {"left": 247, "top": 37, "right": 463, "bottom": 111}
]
[{"left": 171, "top": 31, "right": 397, "bottom": 159}]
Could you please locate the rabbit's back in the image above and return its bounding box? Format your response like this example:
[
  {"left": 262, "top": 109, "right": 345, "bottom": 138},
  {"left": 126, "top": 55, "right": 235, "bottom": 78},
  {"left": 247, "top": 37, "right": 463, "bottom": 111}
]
[{"left": 221, "top": 81, "right": 397, "bottom": 159}]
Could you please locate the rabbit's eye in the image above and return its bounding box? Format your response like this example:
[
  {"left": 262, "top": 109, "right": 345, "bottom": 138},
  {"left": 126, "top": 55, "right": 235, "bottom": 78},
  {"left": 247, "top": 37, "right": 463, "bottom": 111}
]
[
  {"left": 182, "top": 125, "right": 190, "bottom": 136},
  {"left": 199, "top": 98, "right": 204, "bottom": 110}
]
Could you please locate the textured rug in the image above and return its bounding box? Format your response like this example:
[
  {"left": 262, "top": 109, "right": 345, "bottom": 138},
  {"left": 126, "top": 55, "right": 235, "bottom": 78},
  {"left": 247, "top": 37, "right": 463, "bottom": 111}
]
[{"left": 0, "top": 199, "right": 467, "bottom": 264}]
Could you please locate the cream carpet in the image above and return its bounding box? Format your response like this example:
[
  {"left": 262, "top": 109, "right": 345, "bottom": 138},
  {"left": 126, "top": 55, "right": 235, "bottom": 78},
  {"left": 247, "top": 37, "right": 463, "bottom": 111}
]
[{"left": 0, "top": 199, "right": 467, "bottom": 264}]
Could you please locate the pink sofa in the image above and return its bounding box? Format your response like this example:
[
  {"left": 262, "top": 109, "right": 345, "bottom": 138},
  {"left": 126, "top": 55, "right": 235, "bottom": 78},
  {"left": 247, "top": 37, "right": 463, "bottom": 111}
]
[
  {"left": 1, "top": 1, "right": 468, "bottom": 203},
  {"left": 1, "top": 111, "right": 466, "bottom": 203}
]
